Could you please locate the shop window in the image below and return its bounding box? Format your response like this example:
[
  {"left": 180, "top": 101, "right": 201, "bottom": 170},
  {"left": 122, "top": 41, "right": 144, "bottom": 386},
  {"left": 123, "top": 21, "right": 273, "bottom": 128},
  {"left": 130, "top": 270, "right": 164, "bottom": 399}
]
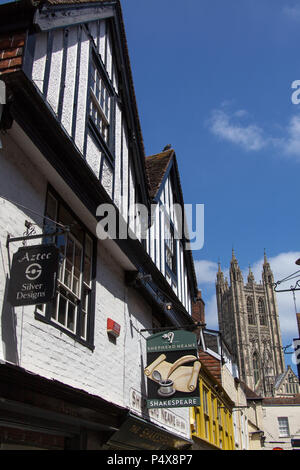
[{"left": 35, "top": 190, "right": 95, "bottom": 348}]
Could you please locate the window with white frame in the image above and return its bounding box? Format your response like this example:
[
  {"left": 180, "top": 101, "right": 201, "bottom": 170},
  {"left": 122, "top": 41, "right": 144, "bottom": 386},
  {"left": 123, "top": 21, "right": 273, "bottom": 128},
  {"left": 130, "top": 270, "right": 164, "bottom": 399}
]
[
  {"left": 35, "top": 190, "right": 94, "bottom": 347},
  {"left": 278, "top": 417, "right": 290, "bottom": 437},
  {"left": 89, "top": 60, "right": 111, "bottom": 144}
]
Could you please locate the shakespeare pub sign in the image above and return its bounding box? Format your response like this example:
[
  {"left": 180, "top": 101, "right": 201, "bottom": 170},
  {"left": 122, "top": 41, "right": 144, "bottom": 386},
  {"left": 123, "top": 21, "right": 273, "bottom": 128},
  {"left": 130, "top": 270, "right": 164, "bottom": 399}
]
[
  {"left": 144, "top": 330, "right": 201, "bottom": 409},
  {"left": 8, "top": 244, "right": 59, "bottom": 306}
]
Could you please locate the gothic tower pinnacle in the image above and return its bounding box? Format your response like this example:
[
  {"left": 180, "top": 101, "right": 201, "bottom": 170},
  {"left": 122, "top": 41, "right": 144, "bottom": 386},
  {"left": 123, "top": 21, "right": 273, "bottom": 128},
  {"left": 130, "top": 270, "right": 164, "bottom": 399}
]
[{"left": 216, "top": 249, "right": 286, "bottom": 397}]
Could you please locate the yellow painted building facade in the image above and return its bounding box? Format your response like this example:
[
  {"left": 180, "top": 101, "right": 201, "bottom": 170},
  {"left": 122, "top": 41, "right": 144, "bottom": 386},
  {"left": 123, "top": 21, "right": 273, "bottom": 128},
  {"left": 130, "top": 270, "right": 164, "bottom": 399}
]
[{"left": 191, "top": 367, "right": 235, "bottom": 450}]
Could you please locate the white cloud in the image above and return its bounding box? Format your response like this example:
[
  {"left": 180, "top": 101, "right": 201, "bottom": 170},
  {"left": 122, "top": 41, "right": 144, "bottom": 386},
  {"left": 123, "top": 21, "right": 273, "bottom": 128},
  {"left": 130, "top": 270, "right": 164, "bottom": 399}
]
[
  {"left": 208, "top": 109, "right": 267, "bottom": 151},
  {"left": 283, "top": 5, "right": 300, "bottom": 21},
  {"left": 194, "top": 259, "right": 229, "bottom": 285},
  {"left": 249, "top": 252, "right": 300, "bottom": 339},
  {"left": 282, "top": 115, "right": 300, "bottom": 158},
  {"left": 203, "top": 294, "right": 219, "bottom": 330},
  {"left": 198, "top": 252, "right": 300, "bottom": 340},
  {"left": 208, "top": 105, "right": 300, "bottom": 159},
  {"left": 194, "top": 260, "right": 218, "bottom": 284}
]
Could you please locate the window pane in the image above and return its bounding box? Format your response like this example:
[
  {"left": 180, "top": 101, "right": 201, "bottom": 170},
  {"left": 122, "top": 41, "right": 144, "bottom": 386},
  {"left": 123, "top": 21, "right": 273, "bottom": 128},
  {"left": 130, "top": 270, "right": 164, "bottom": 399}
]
[
  {"left": 83, "top": 236, "right": 92, "bottom": 286},
  {"left": 90, "top": 62, "right": 110, "bottom": 143},
  {"left": 81, "top": 311, "right": 87, "bottom": 339},
  {"left": 67, "top": 301, "right": 76, "bottom": 332},
  {"left": 278, "top": 417, "right": 289, "bottom": 437},
  {"left": 58, "top": 293, "right": 67, "bottom": 326},
  {"left": 73, "top": 244, "right": 82, "bottom": 295},
  {"left": 64, "top": 262, "right": 73, "bottom": 289},
  {"left": 43, "top": 193, "right": 93, "bottom": 343}
]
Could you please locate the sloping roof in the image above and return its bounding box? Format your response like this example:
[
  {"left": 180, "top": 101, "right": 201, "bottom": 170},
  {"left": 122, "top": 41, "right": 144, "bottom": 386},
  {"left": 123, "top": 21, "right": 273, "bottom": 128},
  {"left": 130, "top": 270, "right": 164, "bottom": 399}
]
[
  {"left": 274, "top": 371, "right": 286, "bottom": 389},
  {"left": 0, "top": 0, "right": 149, "bottom": 189},
  {"left": 262, "top": 394, "right": 300, "bottom": 405},
  {"left": 145, "top": 149, "right": 173, "bottom": 199},
  {"left": 274, "top": 366, "right": 299, "bottom": 390},
  {"left": 198, "top": 350, "right": 221, "bottom": 384},
  {"left": 240, "top": 381, "right": 263, "bottom": 400}
]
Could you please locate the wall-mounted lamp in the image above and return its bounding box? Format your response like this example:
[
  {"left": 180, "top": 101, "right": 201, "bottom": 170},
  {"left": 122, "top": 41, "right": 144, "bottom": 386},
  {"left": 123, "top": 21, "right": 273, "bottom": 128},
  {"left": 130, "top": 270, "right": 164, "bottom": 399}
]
[{"left": 136, "top": 272, "right": 152, "bottom": 283}]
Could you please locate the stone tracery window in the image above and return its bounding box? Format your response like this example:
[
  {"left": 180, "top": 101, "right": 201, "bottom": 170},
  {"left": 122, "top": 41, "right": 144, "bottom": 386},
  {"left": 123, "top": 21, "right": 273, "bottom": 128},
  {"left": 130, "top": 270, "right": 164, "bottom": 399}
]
[
  {"left": 247, "top": 297, "right": 255, "bottom": 324},
  {"left": 258, "top": 298, "right": 267, "bottom": 325}
]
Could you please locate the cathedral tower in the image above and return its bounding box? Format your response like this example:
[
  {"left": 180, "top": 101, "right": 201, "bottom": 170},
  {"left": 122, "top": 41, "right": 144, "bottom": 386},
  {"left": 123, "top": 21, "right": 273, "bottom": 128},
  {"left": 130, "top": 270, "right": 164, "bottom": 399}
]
[{"left": 216, "top": 251, "right": 285, "bottom": 396}]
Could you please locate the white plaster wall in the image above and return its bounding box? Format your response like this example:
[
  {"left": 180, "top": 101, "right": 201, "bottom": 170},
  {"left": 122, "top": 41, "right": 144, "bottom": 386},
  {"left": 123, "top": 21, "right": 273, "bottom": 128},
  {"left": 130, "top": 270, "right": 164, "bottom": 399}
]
[
  {"left": 113, "top": 102, "right": 122, "bottom": 209},
  {"left": 61, "top": 26, "right": 78, "bottom": 135},
  {"left": 0, "top": 133, "right": 47, "bottom": 365},
  {"left": 47, "top": 29, "right": 63, "bottom": 114},
  {"left": 86, "top": 132, "right": 102, "bottom": 178},
  {"left": 101, "top": 158, "right": 113, "bottom": 198},
  {"left": 32, "top": 31, "right": 47, "bottom": 94},
  {"left": 74, "top": 28, "right": 89, "bottom": 154},
  {"left": 262, "top": 405, "right": 300, "bottom": 450}
]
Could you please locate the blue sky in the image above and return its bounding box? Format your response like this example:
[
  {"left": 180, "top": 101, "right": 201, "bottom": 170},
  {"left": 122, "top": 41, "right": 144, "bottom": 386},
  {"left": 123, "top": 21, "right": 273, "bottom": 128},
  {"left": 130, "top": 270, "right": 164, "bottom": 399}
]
[
  {"left": 121, "top": 0, "right": 300, "bottom": 370},
  {"left": 1, "top": 0, "right": 299, "bottom": 370}
]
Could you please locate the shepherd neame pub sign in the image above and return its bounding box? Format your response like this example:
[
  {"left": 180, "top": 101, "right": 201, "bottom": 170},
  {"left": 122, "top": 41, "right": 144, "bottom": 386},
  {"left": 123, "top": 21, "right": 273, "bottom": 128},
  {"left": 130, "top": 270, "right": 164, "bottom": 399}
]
[
  {"left": 144, "top": 330, "right": 201, "bottom": 409},
  {"left": 8, "top": 244, "right": 59, "bottom": 306}
]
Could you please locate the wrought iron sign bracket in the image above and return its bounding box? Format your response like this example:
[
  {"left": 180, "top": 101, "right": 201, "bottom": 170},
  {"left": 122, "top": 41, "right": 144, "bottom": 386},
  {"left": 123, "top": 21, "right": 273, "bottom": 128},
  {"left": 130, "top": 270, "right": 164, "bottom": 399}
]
[
  {"left": 273, "top": 281, "right": 300, "bottom": 293},
  {"left": 6, "top": 227, "right": 70, "bottom": 248},
  {"left": 273, "top": 268, "right": 300, "bottom": 293}
]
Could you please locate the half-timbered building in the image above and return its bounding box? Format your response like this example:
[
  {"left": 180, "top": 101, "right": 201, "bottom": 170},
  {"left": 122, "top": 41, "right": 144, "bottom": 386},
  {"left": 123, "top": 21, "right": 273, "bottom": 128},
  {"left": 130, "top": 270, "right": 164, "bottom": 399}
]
[{"left": 0, "top": 0, "right": 198, "bottom": 449}]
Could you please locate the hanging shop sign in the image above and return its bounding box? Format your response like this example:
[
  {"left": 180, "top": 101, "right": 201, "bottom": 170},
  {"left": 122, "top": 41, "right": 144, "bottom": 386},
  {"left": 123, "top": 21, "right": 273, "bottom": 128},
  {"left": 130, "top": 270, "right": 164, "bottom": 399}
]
[
  {"left": 8, "top": 244, "right": 59, "bottom": 306},
  {"left": 144, "top": 330, "right": 201, "bottom": 409}
]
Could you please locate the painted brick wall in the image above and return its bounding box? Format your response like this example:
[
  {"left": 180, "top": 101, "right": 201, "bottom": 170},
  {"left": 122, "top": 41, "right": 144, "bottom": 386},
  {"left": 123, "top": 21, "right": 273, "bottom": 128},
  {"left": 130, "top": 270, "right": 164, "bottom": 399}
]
[{"left": 0, "top": 130, "right": 190, "bottom": 437}]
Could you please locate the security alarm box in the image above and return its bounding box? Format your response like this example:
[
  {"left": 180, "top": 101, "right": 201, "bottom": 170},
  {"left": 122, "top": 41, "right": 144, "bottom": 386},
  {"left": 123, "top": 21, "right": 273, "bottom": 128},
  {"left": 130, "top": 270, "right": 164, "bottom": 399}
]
[{"left": 107, "top": 318, "right": 121, "bottom": 338}]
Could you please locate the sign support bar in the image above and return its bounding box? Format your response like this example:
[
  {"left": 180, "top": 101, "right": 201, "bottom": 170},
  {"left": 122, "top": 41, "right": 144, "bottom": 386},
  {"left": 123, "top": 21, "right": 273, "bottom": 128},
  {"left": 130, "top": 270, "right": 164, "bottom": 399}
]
[
  {"left": 6, "top": 228, "right": 70, "bottom": 248},
  {"left": 140, "top": 322, "right": 205, "bottom": 333}
]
